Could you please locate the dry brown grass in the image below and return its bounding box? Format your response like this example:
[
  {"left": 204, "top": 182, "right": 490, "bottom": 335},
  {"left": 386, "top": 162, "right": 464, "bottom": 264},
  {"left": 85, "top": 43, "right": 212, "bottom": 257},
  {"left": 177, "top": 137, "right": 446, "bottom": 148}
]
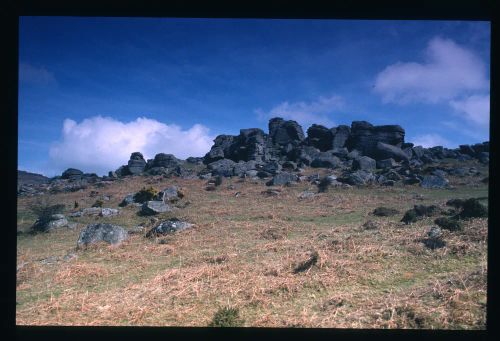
[{"left": 16, "top": 161, "right": 488, "bottom": 328}]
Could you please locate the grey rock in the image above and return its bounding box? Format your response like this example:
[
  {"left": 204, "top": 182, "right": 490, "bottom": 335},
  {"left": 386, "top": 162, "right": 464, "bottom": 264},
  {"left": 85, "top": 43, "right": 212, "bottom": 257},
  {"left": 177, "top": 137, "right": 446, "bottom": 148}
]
[
  {"left": 374, "top": 142, "right": 409, "bottom": 162},
  {"left": 330, "top": 125, "right": 350, "bottom": 149},
  {"left": 306, "top": 124, "right": 333, "bottom": 151},
  {"left": 127, "top": 152, "right": 147, "bottom": 174},
  {"left": 352, "top": 156, "right": 376, "bottom": 171},
  {"left": 298, "top": 191, "right": 316, "bottom": 199},
  {"left": 119, "top": 193, "right": 136, "bottom": 207},
  {"left": 77, "top": 223, "right": 128, "bottom": 248},
  {"left": 46, "top": 217, "right": 69, "bottom": 229},
  {"left": 269, "top": 117, "right": 305, "bottom": 145},
  {"left": 61, "top": 168, "right": 84, "bottom": 181},
  {"left": 141, "top": 201, "right": 172, "bottom": 215},
  {"left": 150, "top": 153, "right": 182, "bottom": 169},
  {"left": 377, "top": 158, "right": 397, "bottom": 169},
  {"left": 100, "top": 208, "right": 120, "bottom": 217},
  {"left": 421, "top": 175, "right": 449, "bottom": 189},
  {"left": 207, "top": 159, "right": 236, "bottom": 177},
  {"left": 341, "top": 170, "right": 375, "bottom": 186},
  {"left": 311, "top": 153, "right": 341, "bottom": 168},
  {"left": 146, "top": 220, "right": 194, "bottom": 237},
  {"left": 82, "top": 207, "right": 102, "bottom": 216},
  {"left": 348, "top": 121, "right": 405, "bottom": 157},
  {"left": 157, "top": 186, "right": 183, "bottom": 203},
  {"left": 267, "top": 172, "right": 298, "bottom": 186}
]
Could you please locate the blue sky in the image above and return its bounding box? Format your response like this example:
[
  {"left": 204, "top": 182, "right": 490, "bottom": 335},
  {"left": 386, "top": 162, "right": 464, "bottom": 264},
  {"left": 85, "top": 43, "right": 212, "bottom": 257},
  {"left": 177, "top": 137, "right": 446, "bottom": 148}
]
[{"left": 19, "top": 17, "right": 490, "bottom": 176}]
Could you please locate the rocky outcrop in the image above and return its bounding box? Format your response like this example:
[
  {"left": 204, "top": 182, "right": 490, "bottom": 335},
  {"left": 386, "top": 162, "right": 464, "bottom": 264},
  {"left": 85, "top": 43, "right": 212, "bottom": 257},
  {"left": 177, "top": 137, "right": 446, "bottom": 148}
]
[
  {"left": 347, "top": 121, "right": 405, "bottom": 158},
  {"left": 77, "top": 223, "right": 128, "bottom": 248},
  {"left": 127, "top": 152, "right": 147, "bottom": 175},
  {"left": 61, "top": 168, "right": 84, "bottom": 181}
]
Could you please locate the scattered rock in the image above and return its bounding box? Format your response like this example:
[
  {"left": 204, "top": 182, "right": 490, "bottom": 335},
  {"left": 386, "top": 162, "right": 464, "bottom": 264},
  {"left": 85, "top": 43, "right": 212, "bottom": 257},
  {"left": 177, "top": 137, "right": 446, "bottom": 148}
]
[
  {"left": 421, "top": 175, "right": 449, "bottom": 189},
  {"left": 145, "top": 219, "right": 194, "bottom": 237},
  {"left": 119, "top": 193, "right": 136, "bottom": 207},
  {"left": 422, "top": 226, "right": 446, "bottom": 249},
  {"left": 266, "top": 172, "right": 298, "bottom": 186},
  {"left": 141, "top": 201, "right": 172, "bottom": 215},
  {"left": 100, "top": 208, "right": 120, "bottom": 217},
  {"left": 157, "top": 185, "right": 184, "bottom": 203},
  {"left": 77, "top": 223, "right": 128, "bottom": 248},
  {"left": 298, "top": 191, "right": 316, "bottom": 200}
]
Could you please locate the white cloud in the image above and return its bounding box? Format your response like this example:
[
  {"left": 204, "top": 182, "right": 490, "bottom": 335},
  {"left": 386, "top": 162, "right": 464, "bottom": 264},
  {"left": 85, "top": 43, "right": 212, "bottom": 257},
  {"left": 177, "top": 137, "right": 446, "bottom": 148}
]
[
  {"left": 19, "top": 62, "right": 57, "bottom": 85},
  {"left": 411, "top": 133, "right": 453, "bottom": 148},
  {"left": 449, "top": 94, "right": 490, "bottom": 127},
  {"left": 256, "top": 95, "right": 344, "bottom": 128},
  {"left": 374, "top": 37, "right": 488, "bottom": 104},
  {"left": 48, "top": 116, "right": 214, "bottom": 176}
]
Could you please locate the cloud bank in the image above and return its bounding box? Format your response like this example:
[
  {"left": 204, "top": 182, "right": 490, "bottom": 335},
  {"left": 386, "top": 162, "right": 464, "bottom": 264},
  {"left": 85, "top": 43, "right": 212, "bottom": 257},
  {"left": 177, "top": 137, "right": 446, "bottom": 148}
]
[
  {"left": 256, "top": 95, "right": 344, "bottom": 128},
  {"left": 374, "top": 37, "right": 488, "bottom": 104},
  {"left": 49, "top": 116, "right": 214, "bottom": 176},
  {"left": 449, "top": 94, "right": 490, "bottom": 127},
  {"left": 411, "top": 133, "right": 453, "bottom": 148}
]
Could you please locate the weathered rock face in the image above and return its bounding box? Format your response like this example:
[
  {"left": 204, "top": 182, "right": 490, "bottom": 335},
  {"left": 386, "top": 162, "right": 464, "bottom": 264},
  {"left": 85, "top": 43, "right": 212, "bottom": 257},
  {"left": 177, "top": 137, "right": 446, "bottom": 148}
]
[
  {"left": 347, "top": 121, "right": 405, "bottom": 157},
  {"left": 208, "top": 159, "right": 236, "bottom": 177},
  {"left": 229, "top": 128, "right": 268, "bottom": 162},
  {"left": 374, "top": 142, "right": 409, "bottom": 162},
  {"left": 352, "top": 156, "right": 376, "bottom": 171},
  {"left": 149, "top": 153, "right": 182, "bottom": 169},
  {"left": 61, "top": 168, "right": 84, "bottom": 181},
  {"left": 330, "top": 125, "right": 351, "bottom": 149},
  {"left": 203, "top": 135, "right": 235, "bottom": 164},
  {"left": 127, "top": 152, "right": 146, "bottom": 175},
  {"left": 306, "top": 124, "right": 333, "bottom": 152},
  {"left": 268, "top": 117, "right": 305, "bottom": 146},
  {"left": 311, "top": 153, "right": 341, "bottom": 168},
  {"left": 77, "top": 223, "right": 128, "bottom": 248}
]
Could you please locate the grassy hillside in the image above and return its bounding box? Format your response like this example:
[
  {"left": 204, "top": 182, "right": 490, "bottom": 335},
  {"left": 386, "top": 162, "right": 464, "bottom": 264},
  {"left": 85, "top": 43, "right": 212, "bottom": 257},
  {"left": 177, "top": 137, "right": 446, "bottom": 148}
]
[{"left": 16, "top": 162, "right": 488, "bottom": 328}]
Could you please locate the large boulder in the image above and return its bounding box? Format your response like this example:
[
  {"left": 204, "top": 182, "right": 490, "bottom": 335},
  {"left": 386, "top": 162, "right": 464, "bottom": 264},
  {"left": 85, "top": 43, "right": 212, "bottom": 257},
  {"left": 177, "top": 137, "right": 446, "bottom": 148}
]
[
  {"left": 203, "top": 135, "right": 235, "bottom": 164},
  {"left": 127, "top": 152, "right": 147, "bottom": 175},
  {"left": 330, "top": 125, "right": 351, "bottom": 149},
  {"left": 150, "top": 153, "right": 182, "bottom": 169},
  {"left": 352, "top": 156, "right": 376, "bottom": 171},
  {"left": 374, "top": 142, "right": 409, "bottom": 162},
  {"left": 310, "top": 152, "right": 341, "bottom": 168},
  {"left": 347, "top": 121, "right": 405, "bottom": 157},
  {"left": 207, "top": 158, "right": 236, "bottom": 177},
  {"left": 229, "top": 128, "right": 268, "bottom": 162},
  {"left": 33, "top": 214, "right": 69, "bottom": 232},
  {"left": 141, "top": 201, "right": 172, "bottom": 215},
  {"left": 61, "top": 168, "right": 84, "bottom": 181},
  {"left": 340, "top": 170, "right": 376, "bottom": 186},
  {"left": 266, "top": 172, "right": 298, "bottom": 186},
  {"left": 77, "top": 223, "right": 128, "bottom": 248},
  {"left": 268, "top": 117, "right": 305, "bottom": 145},
  {"left": 156, "top": 186, "right": 184, "bottom": 203},
  {"left": 145, "top": 219, "right": 194, "bottom": 237},
  {"left": 306, "top": 124, "right": 333, "bottom": 152}
]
